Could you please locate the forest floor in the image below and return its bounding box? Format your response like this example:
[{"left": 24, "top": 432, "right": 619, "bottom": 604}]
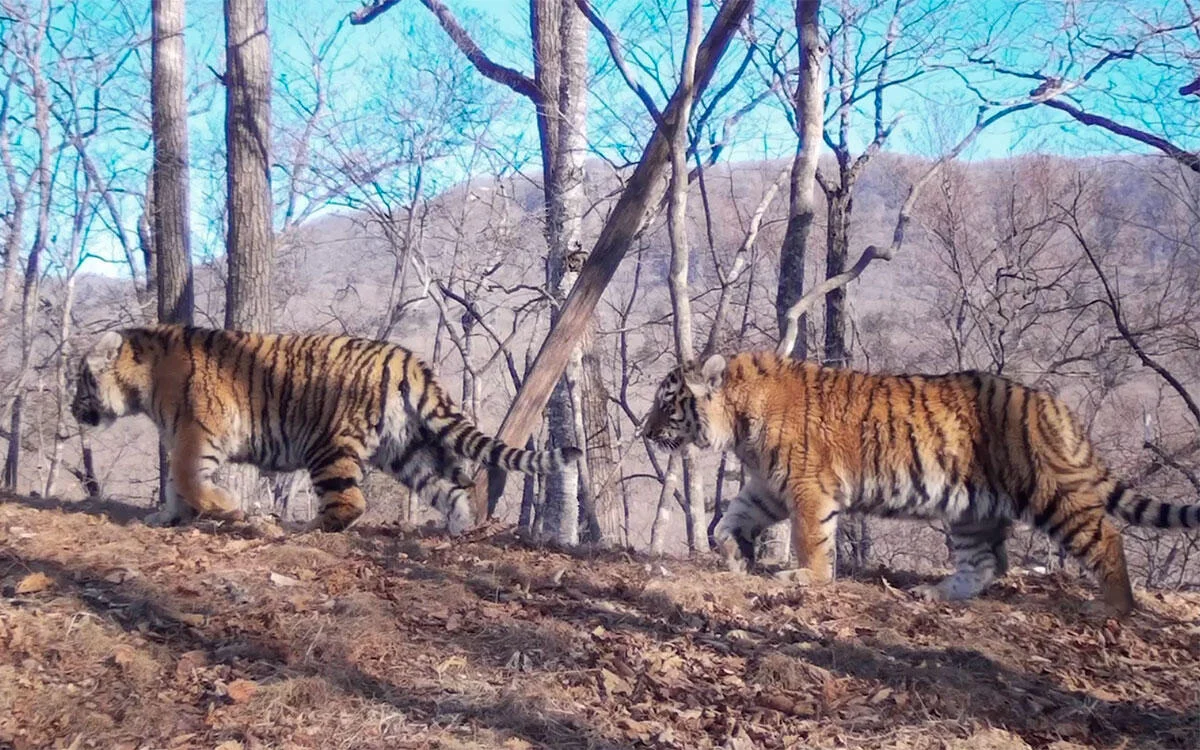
[{"left": 0, "top": 494, "right": 1197, "bottom": 750}]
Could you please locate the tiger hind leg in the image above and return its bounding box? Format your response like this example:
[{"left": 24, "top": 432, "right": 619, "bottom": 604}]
[
  {"left": 309, "top": 448, "right": 367, "bottom": 532},
  {"left": 912, "top": 518, "right": 1010, "bottom": 603},
  {"left": 1034, "top": 487, "right": 1134, "bottom": 615},
  {"left": 713, "top": 482, "right": 788, "bottom": 574},
  {"left": 378, "top": 441, "right": 474, "bottom": 536}
]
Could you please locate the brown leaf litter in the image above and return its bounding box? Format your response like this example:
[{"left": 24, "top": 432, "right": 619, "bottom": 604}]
[{"left": 0, "top": 494, "right": 1196, "bottom": 749}]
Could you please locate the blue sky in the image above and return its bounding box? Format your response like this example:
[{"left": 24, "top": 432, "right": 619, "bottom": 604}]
[{"left": 8, "top": 0, "right": 1197, "bottom": 275}]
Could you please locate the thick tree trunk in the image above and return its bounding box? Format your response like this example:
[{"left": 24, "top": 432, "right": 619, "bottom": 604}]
[
  {"left": 775, "top": 0, "right": 824, "bottom": 359},
  {"left": 223, "top": 0, "right": 273, "bottom": 513},
  {"left": 153, "top": 0, "right": 196, "bottom": 508},
  {"left": 532, "top": 0, "right": 591, "bottom": 546},
  {"left": 224, "top": 0, "right": 274, "bottom": 331},
  {"left": 153, "top": 0, "right": 194, "bottom": 328}
]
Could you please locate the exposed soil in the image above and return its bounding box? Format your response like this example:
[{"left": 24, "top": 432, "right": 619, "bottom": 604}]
[{"left": 0, "top": 494, "right": 1197, "bottom": 749}]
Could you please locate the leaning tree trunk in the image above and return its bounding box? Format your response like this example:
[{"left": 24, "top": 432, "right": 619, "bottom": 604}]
[
  {"left": 222, "top": 0, "right": 273, "bottom": 513},
  {"left": 152, "top": 0, "right": 196, "bottom": 508},
  {"left": 775, "top": 0, "right": 825, "bottom": 360}
]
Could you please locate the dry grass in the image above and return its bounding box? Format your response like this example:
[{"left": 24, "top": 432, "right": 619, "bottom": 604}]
[{"left": 1, "top": 494, "right": 1198, "bottom": 749}]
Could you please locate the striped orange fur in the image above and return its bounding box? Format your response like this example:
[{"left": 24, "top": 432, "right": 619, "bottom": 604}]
[
  {"left": 643, "top": 352, "right": 1200, "bottom": 615},
  {"left": 72, "top": 325, "right": 580, "bottom": 533}
]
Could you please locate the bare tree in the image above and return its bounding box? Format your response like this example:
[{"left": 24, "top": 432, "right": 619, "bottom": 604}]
[
  {"left": 480, "top": 0, "right": 755, "bottom": 524},
  {"left": 2, "top": 0, "right": 54, "bottom": 491}
]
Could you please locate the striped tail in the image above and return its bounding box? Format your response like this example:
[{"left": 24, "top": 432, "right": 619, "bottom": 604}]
[
  {"left": 427, "top": 410, "right": 582, "bottom": 473},
  {"left": 1106, "top": 482, "right": 1200, "bottom": 529}
]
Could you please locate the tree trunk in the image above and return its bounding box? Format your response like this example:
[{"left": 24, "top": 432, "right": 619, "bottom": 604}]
[
  {"left": 775, "top": 0, "right": 824, "bottom": 359},
  {"left": 2, "top": 19, "right": 51, "bottom": 492},
  {"left": 153, "top": 0, "right": 196, "bottom": 508},
  {"left": 223, "top": 0, "right": 273, "bottom": 513},
  {"left": 153, "top": 0, "right": 194, "bottom": 329},
  {"left": 224, "top": 0, "right": 274, "bottom": 331},
  {"left": 823, "top": 189, "right": 850, "bottom": 367},
  {"left": 532, "top": 0, "right": 590, "bottom": 546}
]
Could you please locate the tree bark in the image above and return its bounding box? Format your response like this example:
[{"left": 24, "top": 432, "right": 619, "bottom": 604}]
[
  {"left": 775, "top": 0, "right": 824, "bottom": 359},
  {"left": 532, "top": 0, "right": 592, "bottom": 546},
  {"left": 223, "top": 0, "right": 273, "bottom": 512},
  {"left": 153, "top": 0, "right": 196, "bottom": 508},
  {"left": 153, "top": 0, "right": 194, "bottom": 328},
  {"left": 224, "top": 0, "right": 274, "bottom": 331}
]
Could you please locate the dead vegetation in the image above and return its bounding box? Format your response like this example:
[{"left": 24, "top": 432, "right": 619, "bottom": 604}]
[{"left": 0, "top": 494, "right": 1197, "bottom": 750}]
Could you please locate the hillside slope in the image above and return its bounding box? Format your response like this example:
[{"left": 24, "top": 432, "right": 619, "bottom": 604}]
[{"left": 0, "top": 496, "right": 1196, "bottom": 750}]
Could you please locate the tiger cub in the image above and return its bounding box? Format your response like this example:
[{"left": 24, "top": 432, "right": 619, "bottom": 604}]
[
  {"left": 643, "top": 352, "right": 1199, "bottom": 615},
  {"left": 72, "top": 325, "right": 581, "bottom": 534}
]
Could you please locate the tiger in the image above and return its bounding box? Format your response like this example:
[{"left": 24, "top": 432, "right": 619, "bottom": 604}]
[
  {"left": 643, "top": 351, "right": 1200, "bottom": 615},
  {"left": 71, "top": 325, "right": 581, "bottom": 534}
]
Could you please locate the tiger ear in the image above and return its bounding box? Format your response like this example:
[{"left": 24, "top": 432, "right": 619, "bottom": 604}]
[
  {"left": 685, "top": 354, "right": 727, "bottom": 395},
  {"left": 89, "top": 330, "right": 124, "bottom": 368}
]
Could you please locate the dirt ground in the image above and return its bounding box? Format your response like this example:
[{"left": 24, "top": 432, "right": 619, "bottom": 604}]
[{"left": 0, "top": 494, "right": 1197, "bottom": 750}]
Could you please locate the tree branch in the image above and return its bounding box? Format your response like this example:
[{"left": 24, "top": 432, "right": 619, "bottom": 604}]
[
  {"left": 1041, "top": 97, "right": 1199, "bottom": 174},
  {"left": 350, "top": 0, "right": 539, "bottom": 101}
]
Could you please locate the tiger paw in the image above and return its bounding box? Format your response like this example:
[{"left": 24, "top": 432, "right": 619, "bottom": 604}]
[
  {"left": 909, "top": 583, "right": 947, "bottom": 602},
  {"left": 445, "top": 505, "right": 473, "bottom": 537},
  {"left": 143, "top": 509, "right": 182, "bottom": 528},
  {"left": 774, "top": 568, "right": 815, "bottom": 585}
]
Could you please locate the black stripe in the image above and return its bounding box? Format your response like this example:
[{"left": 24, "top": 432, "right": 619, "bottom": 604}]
[
  {"left": 1131, "top": 496, "right": 1152, "bottom": 523},
  {"left": 1156, "top": 502, "right": 1171, "bottom": 528},
  {"left": 1105, "top": 481, "right": 1126, "bottom": 513},
  {"left": 314, "top": 476, "right": 357, "bottom": 494},
  {"left": 1075, "top": 521, "right": 1104, "bottom": 559}
]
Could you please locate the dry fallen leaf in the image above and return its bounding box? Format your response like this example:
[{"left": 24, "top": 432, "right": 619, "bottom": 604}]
[
  {"left": 225, "top": 678, "right": 258, "bottom": 703},
  {"left": 15, "top": 572, "right": 52, "bottom": 594},
  {"left": 214, "top": 742, "right": 243, "bottom": 750},
  {"left": 269, "top": 572, "right": 300, "bottom": 587}
]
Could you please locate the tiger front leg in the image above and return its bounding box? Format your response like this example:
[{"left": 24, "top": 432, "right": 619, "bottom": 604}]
[
  {"left": 713, "top": 483, "right": 788, "bottom": 574},
  {"left": 776, "top": 485, "right": 838, "bottom": 585},
  {"left": 149, "top": 428, "right": 242, "bottom": 526}
]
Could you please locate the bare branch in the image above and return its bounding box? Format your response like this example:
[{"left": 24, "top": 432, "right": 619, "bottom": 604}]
[{"left": 350, "top": 0, "right": 539, "bottom": 101}]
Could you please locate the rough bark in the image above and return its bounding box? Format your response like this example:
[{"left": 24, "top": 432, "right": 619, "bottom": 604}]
[
  {"left": 223, "top": 0, "right": 273, "bottom": 512},
  {"left": 775, "top": 0, "right": 824, "bottom": 359},
  {"left": 153, "top": 0, "right": 194, "bottom": 328},
  {"left": 224, "top": 0, "right": 274, "bottom": 331},
  {"left": 532, "top": 0, "right": 592, "bottom": 546},
  {"left": 153, "top": 0, "right": 196, "bottom": 508}
]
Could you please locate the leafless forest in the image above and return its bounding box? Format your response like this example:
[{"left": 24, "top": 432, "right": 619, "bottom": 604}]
[{"left": 1, "top": 0, "right": 1198, "bottom": 589}]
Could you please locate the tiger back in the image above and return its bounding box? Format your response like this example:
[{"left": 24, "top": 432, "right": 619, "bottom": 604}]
[
  {"left": 643, "top": 351, "right": 1200, "bottom": 615},
  {"left": 72, "top": 325, "right": 581, "bottom": 534}
]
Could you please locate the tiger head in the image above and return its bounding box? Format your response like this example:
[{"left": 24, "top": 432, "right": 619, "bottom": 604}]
[
  {"left": 643, "top": 354, "right": 729, "bottom": 451},
  {"left": 71, "top": 330, "right": 145, "bottom": 427}
]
